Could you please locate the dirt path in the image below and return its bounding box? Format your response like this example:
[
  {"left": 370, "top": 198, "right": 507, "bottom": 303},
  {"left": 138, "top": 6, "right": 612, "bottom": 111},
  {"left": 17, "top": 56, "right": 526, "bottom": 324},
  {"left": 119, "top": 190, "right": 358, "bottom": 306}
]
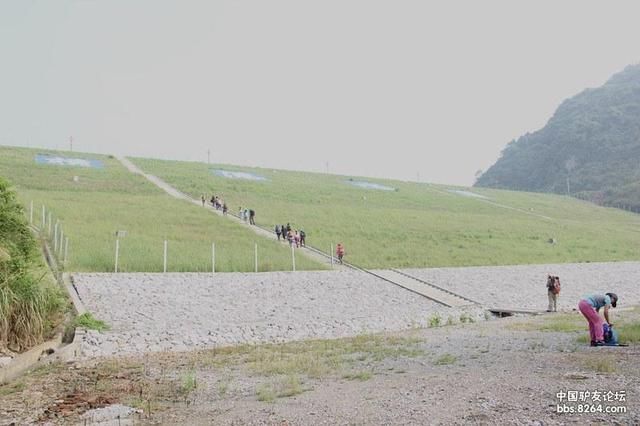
[
  {"left": 116, "top": 156, "right": 344, "bottom": 270},
  {"left": 429, "top": 185, "right": 555, "bottom": 221},
  {"left": 2, "top": 308, "right": 638, "bottom": 425}
]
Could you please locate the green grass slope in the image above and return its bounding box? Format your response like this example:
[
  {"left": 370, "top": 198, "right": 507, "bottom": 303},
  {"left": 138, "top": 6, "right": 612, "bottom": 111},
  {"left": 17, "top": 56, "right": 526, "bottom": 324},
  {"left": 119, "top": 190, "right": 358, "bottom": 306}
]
[
  {"left": 131, "top": 157, "right": 640, "bottom": 268},
  {"left": 0, "top": 146, "right": 323, "bottom": 272}
]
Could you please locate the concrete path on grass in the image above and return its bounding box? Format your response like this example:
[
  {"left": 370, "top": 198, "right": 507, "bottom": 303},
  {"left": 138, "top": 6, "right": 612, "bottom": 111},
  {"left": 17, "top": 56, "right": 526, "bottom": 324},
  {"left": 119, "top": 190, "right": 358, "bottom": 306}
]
[{"left": 117, "top": 156, "right": 345, "bottom": 270}]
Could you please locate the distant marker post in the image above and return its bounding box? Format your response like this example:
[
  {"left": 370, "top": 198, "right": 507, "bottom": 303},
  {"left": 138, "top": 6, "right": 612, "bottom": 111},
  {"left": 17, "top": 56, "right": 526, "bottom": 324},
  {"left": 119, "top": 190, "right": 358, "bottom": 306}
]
[
  {"left": 163, "top": 240, "right": 168, "bottom": 273},
  {"left": 54, "top": 222, "right": 59, "bottom": 252},
  {"left": 64, "top": 237, "right": 69, "bottom": 266},
  {"left": 254, "top": 243, "right": 258, "bottom": 273},
  {"left": 330, "top": 244, "right": 334, "bottom": 267},
  {"left": 115, "top": 238, "right": 119, "bottom": 273}
]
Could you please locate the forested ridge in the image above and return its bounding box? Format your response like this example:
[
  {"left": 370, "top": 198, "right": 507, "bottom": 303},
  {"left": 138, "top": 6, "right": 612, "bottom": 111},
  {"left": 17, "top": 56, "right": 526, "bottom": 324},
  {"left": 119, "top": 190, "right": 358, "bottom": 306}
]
[{"left": 475, "top": 64, "right": 640, "bottom": 211}]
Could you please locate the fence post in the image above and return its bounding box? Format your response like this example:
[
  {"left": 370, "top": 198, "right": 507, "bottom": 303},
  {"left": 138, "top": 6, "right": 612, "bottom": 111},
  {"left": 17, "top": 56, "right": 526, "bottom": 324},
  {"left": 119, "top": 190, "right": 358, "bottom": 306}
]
[
  {"left": 59, "top": 229, "right": 64, "bottom": 256},
  {"left": 291, "top": 245, "right": 296, "bottom": 272},
  {"left": 115, "top": 238, "right": 120, "bottom": 273},
  {"left": 254, "top": 242, "right": 258, "bottom": 273},
  {"left": 48, "top": 212, "right": 52, "bottom": 235},
  {"left": 330, "top": 244, "right": 334, "bottom": 266},
  {"left": 212, "top": 242, "right": 215, "bottom": 274},
  {"left": 29, "top": 201, "right": 33, "bottom": 225},
  {"left": 163, "top": 240, "right": 168, "bottom": 273},
  {"left": 54, "top": 222, "right": 59, "bottom": 252},
  {"left": 64, "top": 237, "right": 69, "bottom": 266},
  {"left": 42, "top": 205, "right": 46, "bottom": 229}
]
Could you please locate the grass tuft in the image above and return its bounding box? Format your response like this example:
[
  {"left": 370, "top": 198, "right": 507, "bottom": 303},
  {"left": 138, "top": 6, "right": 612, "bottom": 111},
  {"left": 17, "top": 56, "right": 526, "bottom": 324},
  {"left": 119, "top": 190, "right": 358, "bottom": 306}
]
[
  {"left": 434, "top": 353, "right": 457, "bottom": 365},
  {"left": 584, "top": 356, "right": 617, "bottom": 373},
  {"left": 73, "top": 312, "right": 109, "bottom": 332},
  {"left": 428, "top": 313, "right": 442, "bottom": 328},
  {"left": 342, "top": 371, "right": 373, "bottom": 381}
]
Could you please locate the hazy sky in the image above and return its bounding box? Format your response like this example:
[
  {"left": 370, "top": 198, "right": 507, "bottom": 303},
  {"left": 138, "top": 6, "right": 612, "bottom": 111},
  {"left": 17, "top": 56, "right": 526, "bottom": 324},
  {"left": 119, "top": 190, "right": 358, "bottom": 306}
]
[{"left": 1, "top": 1, "right": 639, "bottom": 186}]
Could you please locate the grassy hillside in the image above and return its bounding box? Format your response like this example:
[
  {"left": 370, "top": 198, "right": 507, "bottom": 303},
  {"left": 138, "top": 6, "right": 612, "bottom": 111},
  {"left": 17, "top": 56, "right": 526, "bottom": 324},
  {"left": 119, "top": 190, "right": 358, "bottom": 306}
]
[
  {"left": 130, "top": 158, "right": 640, "bottom": 268},
  {"left": 0, "top": 146, "right": 323, "bottom": 272}
]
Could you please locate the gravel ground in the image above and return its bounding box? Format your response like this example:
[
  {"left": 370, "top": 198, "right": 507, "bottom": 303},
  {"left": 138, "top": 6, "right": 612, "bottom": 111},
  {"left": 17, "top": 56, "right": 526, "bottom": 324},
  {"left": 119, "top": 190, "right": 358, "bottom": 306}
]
[
  {"left": 401, "top": 261, "right": 640, "bottom": 311},
  {"left": 74, "top": 261, "right": 640, "bottom": 359},
  {"left": 3, "top": 312, "right": 639, "bottom": 425},
  {"left": 74, "top": 270, "right": 482, "bottom": 358}
]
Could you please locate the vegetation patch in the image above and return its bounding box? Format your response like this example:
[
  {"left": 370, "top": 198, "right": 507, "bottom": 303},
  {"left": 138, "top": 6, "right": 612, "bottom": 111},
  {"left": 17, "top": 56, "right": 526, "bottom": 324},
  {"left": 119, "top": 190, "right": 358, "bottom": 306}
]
[
  {"left": 72, "top": 312, "right": 110, "bottom": 332},
  {"left": 507, "top": 314, "right": 585, "bottom": 333},
  {"left": 0, "top": 176, "right": 65, "bottom": 352},
  {"left": 428, "top": 313, "right": 442, "bottom": 328},
  {"left": 179, "top": 370, "right": 197, "bottom": 395},
  {"left": 434, "top": 353, "right": 457, "bottom": 365},
  {"left": 342, "top": 370, "right": 373, "bottom": 381},
  {"left": 202, "top": 333, "right": 424, "bottom": 381},
  {"left": 0, "top": 381, "right": 25, "bottom": 396},
  {"left": 584, "top": 356, "right": 617, "bottom": 373}
]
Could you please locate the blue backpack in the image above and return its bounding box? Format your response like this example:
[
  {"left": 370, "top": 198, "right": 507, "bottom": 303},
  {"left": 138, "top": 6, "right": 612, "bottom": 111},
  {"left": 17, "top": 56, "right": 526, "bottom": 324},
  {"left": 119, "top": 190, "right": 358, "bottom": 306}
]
[{"left": 603, "top": 323, "right": 619, "bottom": 346}]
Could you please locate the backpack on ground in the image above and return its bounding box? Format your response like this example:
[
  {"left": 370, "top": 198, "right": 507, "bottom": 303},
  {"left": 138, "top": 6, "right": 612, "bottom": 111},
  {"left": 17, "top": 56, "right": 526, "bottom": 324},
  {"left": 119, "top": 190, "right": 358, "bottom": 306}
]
[{"left": 603, "top": 323, "right": 619, "bottom": 346}]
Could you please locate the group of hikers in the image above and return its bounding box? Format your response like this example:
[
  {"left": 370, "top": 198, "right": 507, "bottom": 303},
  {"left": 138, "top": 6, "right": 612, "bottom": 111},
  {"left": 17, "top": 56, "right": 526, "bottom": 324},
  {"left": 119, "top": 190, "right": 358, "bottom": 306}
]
[
  {"left": 200, "top": 193, "right": 348, "bottom": 262},
  {"left": 199, "top": 194, "right": 260, "bottom": 225},
  {"left": 275, "top": 223, "right": 306, "bottom": 248},
  {"left": 274, "top": 224, "right": 345, "bottom": 262},
  {"left": 202, "top": 194, "right": 228, "bottom": 215},
  {"left": 546, "top": 274, "right": 620, "bottom": 347},
  {"left": 238, "top": 206, "right": 256, "bottom": 225}
]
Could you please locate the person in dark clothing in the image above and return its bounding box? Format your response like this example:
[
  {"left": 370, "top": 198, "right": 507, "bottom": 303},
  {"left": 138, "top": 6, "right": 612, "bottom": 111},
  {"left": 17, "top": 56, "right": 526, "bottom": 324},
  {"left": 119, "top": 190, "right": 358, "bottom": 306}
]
[
  {"left": 281, "top": 225, "right": 286, "bottom": 242},
  {"left": 299, "top": 229, "right": 306, "bottom": 247},
  {"left": 249, "top": 209, "right": 256, "bottom": 225},
  {"left": 222, "top": 203, "right": 228, "bottom": 215},
  {"left": 275, "top": 224, "right": 282, "bottom": 240},
  {"left": 286, "top": 223, "right": 291, "bottom": 233}
]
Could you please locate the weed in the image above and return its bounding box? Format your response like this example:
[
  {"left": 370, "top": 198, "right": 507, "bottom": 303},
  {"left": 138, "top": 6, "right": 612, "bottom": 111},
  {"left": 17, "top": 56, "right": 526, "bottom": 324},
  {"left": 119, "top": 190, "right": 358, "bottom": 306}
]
[
  {"left": 616, "top": 322, "right": 640, "bottom": 344},
  {"left": 0, "top": 381, "right": 25, "bottom": 396},
  {"left": 584, "top": 356, "right": 617, "bottom": 373},
  {"left": 256, "top": 384, "right": 276, "bottom": 402},
  {"left": 342, "top": 371, "right": 373, "bottom": 381},
  {"left": 218, "top": 381, "right": 229, "bottom": 397},
  {"left": 434, "top": 354, "right": 457, "bottom": 365},
  {"left": 459, "top": 313, "right": 475, "bottom": 324},
  {"left": 277, "top": 375, "right": 304, "bottom": 397},
  {"left": 179, "top": 370, "right": 197, "bottom": 394},
  {"left": 428, "top": 313, "right": 442, "bottom": 328},
  {"left": 73, "top": 312, "right": 109, "bottom": 332}
]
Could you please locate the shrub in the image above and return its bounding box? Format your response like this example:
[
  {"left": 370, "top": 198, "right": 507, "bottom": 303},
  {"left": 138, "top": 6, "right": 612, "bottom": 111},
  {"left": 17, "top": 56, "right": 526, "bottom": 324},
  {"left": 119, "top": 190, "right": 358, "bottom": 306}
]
[{"left": 0, "top": 177, "right": 64, "bottom": 351}]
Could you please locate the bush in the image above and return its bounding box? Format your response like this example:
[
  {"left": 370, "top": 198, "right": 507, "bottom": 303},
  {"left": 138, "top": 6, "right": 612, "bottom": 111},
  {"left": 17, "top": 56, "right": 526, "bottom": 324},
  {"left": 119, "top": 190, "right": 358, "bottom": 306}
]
[{"left": 0, "top": 176, "right": 64, "bottom": 352}]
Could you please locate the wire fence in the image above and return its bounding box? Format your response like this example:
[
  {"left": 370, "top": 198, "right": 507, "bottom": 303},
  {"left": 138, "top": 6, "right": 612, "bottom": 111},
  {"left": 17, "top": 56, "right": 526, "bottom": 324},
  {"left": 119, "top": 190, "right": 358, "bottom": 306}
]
[
  {"left": 30, "top": 202, "right": 70, "bottom": 270},
  {"left": 29, "top": 202, "right": 340, "bottom": 273}
]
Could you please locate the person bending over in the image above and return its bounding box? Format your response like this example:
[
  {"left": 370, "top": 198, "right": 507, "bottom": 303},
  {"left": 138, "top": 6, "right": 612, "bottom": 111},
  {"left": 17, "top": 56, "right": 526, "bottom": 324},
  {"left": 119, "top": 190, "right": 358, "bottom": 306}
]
[{"left": 578, "top": 292, "right": 618, "bottom": 346}]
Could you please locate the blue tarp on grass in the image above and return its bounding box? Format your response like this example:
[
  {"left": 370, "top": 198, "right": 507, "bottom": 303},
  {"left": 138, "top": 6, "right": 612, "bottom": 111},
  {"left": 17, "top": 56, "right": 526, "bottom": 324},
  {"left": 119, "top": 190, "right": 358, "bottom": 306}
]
[
  {"left": 347, "top": 180, "right": 395, "bottom": 191},
  {"left": 35, "top": 154, "right": 104, "bottom": 169},
  {"left": 213, "top": 169, "right": 267, "bottom": 181}
]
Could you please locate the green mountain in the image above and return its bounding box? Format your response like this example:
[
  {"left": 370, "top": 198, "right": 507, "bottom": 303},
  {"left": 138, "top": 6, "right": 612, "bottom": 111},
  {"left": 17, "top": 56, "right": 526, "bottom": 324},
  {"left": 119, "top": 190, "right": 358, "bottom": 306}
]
[{"left": 475, "top": 64, "right": 640, "bottom": 211}]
